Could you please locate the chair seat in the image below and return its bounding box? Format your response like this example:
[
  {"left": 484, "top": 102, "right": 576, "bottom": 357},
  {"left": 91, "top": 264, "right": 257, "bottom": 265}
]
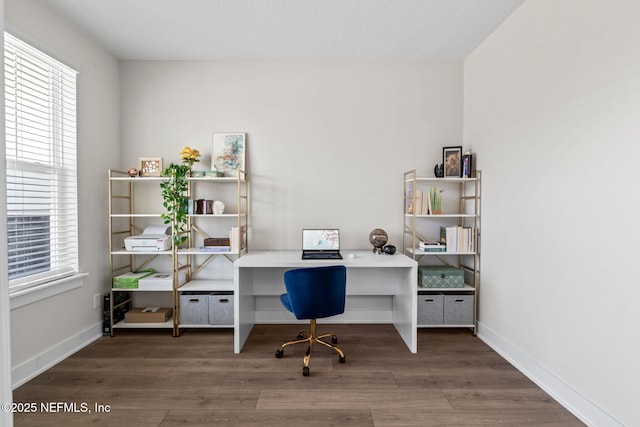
[{"left": 276, "top": 265, "right": 347, "bottom": 376}]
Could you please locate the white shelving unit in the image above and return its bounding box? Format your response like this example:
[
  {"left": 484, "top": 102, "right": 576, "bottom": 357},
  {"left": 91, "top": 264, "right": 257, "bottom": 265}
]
[
  {"left": 403, "top": 169, "right": 481, "bottom": 334},
  {"left": 107, "top": 169, "right": 249, "bottom": 336},
  {"left": 175, "top": 171, "right": 248, "bottom": 331},
  {"left": 108, "top": 170, "right": 177, "bottom": 335}
]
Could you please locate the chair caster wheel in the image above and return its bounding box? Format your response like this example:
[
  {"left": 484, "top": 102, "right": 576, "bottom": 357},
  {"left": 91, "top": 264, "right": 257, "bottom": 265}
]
[
  {"left": 339, "top": 356, "right": 346, "bottom": 363},
  {"left": 275, "top": 349, "right": 284, "bottom": 358},
  {"left": 331, "top": 335, "right": 338, "bottom": 344},
  {"left": 302, "top": 367, "right": 310, "bottom": 376},
  {"left": 297, "top": 332, "right": 306, "bottom": 340}
]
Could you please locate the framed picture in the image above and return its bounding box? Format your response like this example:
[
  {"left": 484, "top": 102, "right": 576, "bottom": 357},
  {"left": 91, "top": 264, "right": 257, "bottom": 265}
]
[
  {"left": 212, "top": 132, "right": 246, "bottom": 177},
  {"left": 443, "top": 146, "right": 462, "bottom": 178},
  {"left": 462, "top": 153, "right": 473, "bottom": 178},
  {"left": 139, "top": 157, "right": 163, "bottom": 176}
]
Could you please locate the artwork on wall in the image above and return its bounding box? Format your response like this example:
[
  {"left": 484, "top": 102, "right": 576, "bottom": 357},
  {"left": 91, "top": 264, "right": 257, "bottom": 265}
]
[
  {"left": 139, "top": 157, "right": 163, "bottom": 176},
  {"left": 211, "top": 133, "right": 246, "bottom": 177},
  {"left": 442, "top": 146, "right": 462, "bottom": 178}
]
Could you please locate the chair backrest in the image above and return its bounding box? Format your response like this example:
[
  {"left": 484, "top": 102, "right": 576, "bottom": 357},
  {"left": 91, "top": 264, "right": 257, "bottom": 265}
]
[{"left": 283, "top": 265, "right": 346, "bottom": 320}]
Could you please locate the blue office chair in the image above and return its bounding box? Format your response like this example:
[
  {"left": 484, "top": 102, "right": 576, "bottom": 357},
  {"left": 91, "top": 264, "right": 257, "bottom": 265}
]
[{"left": 275, "top": 265, "right": 347, "bottom": 376}]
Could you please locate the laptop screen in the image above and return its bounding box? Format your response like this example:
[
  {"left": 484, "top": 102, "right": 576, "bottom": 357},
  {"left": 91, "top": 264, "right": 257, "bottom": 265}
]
[{"left": 302, "top": 229, "right": 340, "bottom": 251}]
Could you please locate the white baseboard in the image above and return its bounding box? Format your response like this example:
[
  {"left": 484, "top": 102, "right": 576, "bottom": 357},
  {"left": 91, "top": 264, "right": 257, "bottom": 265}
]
[
  {"left": 477, "top": 321, "right": 623, "bottom": 427},
  {"left": 12, "top": 321, "right": 103, "bottom": 389}
]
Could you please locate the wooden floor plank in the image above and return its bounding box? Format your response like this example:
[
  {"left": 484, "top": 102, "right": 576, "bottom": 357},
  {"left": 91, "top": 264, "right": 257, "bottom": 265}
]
[{"left": 12, "top": 325, "right": 585, "bottom": 426}]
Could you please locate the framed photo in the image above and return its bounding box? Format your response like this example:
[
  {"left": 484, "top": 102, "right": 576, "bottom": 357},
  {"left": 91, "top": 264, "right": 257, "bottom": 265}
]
[
  {"left": 443, "top": 146, "right": 462, "bottom": 178},
  {"left": 139, "top": 157, "right": 163, "bottom": 176},
  {"left": 212, "top": 132, "right": 246, "bottom": 177},
  {"left": 462, "top": 153, "right": 473, "bottom": 178}
]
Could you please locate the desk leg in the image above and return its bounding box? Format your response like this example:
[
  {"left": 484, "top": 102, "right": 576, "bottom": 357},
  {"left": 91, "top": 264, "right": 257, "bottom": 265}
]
[
  {"left": 235, "top": 267, "right": 255, "bottom": 353},
  {"left": 392, "top": 266, "right": 417, "bottom": 353}
]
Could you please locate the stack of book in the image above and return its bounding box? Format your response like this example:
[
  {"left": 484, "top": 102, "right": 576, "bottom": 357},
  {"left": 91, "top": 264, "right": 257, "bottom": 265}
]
[
  {"left": 419, "top": 240, "right": 446, "bottom": 252},
  {"left": 200, "top": 237, "right": 230, "bottom": 252},
  {"left": 439, "top": 226, "right": 474, "bottom": 253}
]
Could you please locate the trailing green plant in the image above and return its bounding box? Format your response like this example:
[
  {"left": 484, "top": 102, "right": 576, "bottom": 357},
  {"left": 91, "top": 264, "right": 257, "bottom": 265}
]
[{"left": 160, "top": 163, "right": 191, "bottom": 247}]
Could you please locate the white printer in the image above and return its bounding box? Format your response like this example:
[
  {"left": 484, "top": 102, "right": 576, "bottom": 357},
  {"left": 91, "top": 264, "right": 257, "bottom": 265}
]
[{"left": 124, "top": 225, "right": 172, "bottom": 251}]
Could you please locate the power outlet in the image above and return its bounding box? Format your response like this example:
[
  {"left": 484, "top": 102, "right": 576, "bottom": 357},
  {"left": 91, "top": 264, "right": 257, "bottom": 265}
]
[{"left": 93, "top": 293, "right": 102, "bottom": 309}]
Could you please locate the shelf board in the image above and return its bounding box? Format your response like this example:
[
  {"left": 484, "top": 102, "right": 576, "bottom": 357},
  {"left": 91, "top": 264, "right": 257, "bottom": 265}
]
[
  {"left": 179, "top": 279, "right": 234, "bottom": 292},
  {"left": 110, "top": 176, "right": 165, "bottom": 182},
  {"left": 110, "top": 213, "right": 163, "bottom": 218},
  {"left": 112, "top": 319, "right": 174, "bottom": 329},
  {"left": 177, "top": 248, "right": 241, "bottom": 255},
  {"left": 178, "top": 324, "right": 233, "bottom": 329},
  {"left": 111, "top": 249, "right": 172, "bottom": 255},
  {"left": 418, "top": 284, "right": 475, "bottom": 292},
  {"left": 187, "top": 177, "right": 246, "bottom": 182},
  {"left": 406, "top": 177, "right": 477, "bottom": 183},
  {"left": 111, "top": 287, "right": 172, "bottom": 292},
  {"left": 417, "top": 324, "right": 475, "bottom": 328},
  {"left": 404, "top": 213, "right": 476, "bottom": 218},
  {"left": 405, "top": 248, "right": 476, "bottom": 256},
  {"left": 188, "top": 213, "right": 246, "bottom": 218}
]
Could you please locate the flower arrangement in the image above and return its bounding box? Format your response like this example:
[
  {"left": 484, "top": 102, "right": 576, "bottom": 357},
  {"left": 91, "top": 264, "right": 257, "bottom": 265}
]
[{"left": 179, "top": 146, "right": 201, "bottom": 167}]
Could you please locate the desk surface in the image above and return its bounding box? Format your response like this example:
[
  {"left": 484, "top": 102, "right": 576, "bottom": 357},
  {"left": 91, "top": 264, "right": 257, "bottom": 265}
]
[{"left": 234, "top": 250, "right": 417, "bottom": 268}]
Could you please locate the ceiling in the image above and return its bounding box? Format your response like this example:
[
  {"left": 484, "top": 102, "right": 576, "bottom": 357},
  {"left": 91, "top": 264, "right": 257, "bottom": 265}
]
[{"left": 41, "top": 0, "right": 525, "bottom": 61}]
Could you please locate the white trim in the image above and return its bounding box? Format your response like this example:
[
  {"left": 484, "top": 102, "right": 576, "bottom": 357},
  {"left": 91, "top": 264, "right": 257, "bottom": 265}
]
[
  {"left": 11, "top": 321, "right": 102, "bottom": 389},
  {"left": 477, "top": 321, "right": 623, "bottom": 427},
  {"left": 9, "top": 273, "right": 88, "bottom": 310}
]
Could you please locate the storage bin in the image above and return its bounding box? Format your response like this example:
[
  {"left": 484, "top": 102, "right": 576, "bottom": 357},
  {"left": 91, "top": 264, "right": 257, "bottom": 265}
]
[
  {"left": 444, "top": 294, "right": 474, "bottom": 325},
  {"left": 419, "top": 266, "right": 464, "bottom": 288},
  {"left": 179, "top": 293, "right": 209, "bottom": 325},
  {"left": 417, "top": 293, "right": 444, "bottom": 325},
  {"left": 209, "top": 293, "right": 234, "bottom": 325}
]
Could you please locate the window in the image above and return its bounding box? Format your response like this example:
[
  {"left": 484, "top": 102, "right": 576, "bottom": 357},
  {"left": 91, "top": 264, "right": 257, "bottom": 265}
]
[{"left": 4, "top": 32, "right": 79, "bottom": 293}]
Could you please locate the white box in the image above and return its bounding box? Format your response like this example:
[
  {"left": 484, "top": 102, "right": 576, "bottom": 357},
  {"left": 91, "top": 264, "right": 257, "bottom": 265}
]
[{"left": 138, "top": 272, "right": 185, "bottom": 291}]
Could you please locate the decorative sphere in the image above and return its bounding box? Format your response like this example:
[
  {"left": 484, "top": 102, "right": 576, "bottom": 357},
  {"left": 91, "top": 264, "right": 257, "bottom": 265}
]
[
  {"left": 127, "top": 168, "right": 139, "bottom": 177},
  {"left": 369, "top": 228, "right": 388, "bottom": 253}
]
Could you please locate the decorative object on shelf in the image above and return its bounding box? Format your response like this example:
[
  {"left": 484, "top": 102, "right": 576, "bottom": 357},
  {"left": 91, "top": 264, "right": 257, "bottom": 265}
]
[
  {"left": 434, "top": 163, "right": 444, "bottom": 178},
  {"left": 139, "top": 157, "right": 163, "bottom": 176},
  {"left": 127, "top": 167, "right": 139, "bottom": 177},
  {"left": 179, "top": 146, "right": 201, "bottom": 168},
  {"left": 368, "top": 228, "right": 388, "bottom": 254},
  {"left": 462, "top": 152, "right": 473, "bottom": 179},
  {"left": 429, "top": 187, "right": 443, "bottom": 215},
  {"left": 206, "top": 200, "right": 214, "bottom": 214},
  {"left": 213, "top": 200, "right": 225, "bottom": 215},
  {"left": 212, "top": 132, "right": 246, "bottom": 177},
  {"left": 195, "top": 199, "right": 205, "bottom": 214},
  {"left": 443, "top": 146, "right": 462, "bottom": 178},
  {"left": 382, "top": 245, "right": 396, "bottom": 255}
]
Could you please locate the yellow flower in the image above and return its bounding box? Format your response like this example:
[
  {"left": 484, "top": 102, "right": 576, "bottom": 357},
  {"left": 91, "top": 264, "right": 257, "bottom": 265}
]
[{"left": 180, "top": 146, "right": 201, "bottom": 164}]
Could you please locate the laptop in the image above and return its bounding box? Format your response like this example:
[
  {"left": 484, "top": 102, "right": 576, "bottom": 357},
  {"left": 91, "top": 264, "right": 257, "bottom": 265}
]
[{"left": 301, "top": 229, "right": 343, "bottom": 260}]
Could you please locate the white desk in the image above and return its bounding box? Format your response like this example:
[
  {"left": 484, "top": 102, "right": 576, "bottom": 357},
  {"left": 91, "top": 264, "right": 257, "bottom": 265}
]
[{"left": 233, "top": 250, "right": 418, "bottom": 353}]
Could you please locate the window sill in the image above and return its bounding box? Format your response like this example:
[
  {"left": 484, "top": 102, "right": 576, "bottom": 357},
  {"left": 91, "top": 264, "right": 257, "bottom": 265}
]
[{"left": 10, "top": 273, "right": 89, "bottom": 310}]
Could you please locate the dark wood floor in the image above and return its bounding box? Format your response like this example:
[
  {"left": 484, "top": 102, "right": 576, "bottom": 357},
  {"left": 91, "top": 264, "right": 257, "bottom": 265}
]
[{"left": 13, "top": 324, "right": 584, "bottom": 426}]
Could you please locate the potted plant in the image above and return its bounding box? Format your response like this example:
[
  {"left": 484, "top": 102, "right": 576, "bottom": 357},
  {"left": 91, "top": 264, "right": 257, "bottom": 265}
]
[{"left": 160, "top": 146, "right": 201, "bottom": 247}]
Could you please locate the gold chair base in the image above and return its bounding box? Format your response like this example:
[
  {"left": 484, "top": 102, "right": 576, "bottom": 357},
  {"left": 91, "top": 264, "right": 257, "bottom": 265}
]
[{"left": 275, "top": 319, "right": 346, "bottom": 376}]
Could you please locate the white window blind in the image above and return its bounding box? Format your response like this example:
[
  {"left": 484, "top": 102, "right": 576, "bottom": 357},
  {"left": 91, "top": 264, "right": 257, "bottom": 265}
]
[{"left": 4, "top": 32, "right": 79, "bottom": 292}]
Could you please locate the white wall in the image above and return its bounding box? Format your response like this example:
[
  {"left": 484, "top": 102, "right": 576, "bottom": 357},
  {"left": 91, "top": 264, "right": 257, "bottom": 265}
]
[
  {"left": 0, "top": 0, "right": 14, "bottom": 423},
  {"left": 5, "top": 0, "right": 120, "bottom": 383},
  {"left": 120, "top": 60, "right": 462, "bottom": 252},
  {"left": 464, "top": 0, "right": 640, "bottom": 425}
]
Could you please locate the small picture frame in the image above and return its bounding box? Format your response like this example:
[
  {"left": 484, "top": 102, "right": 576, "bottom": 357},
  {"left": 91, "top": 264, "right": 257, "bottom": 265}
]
[
  {"left": 443, "top": 146, "right": 462, "bottom": 178},
  {"left": 462, "top": 153, "right": 473, "bottom": 178},
  {"left": 212, "top": 133, "right": 246, "bottom": 177},
  {"left": 139, "top": 157, "right": 163, "bottom": 177}
]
